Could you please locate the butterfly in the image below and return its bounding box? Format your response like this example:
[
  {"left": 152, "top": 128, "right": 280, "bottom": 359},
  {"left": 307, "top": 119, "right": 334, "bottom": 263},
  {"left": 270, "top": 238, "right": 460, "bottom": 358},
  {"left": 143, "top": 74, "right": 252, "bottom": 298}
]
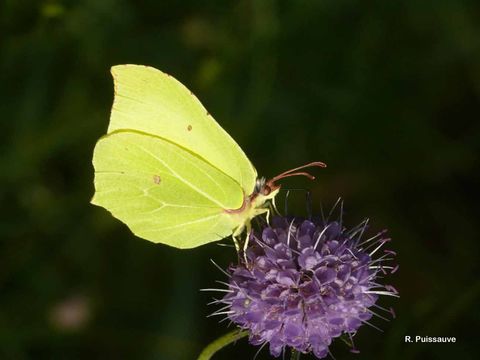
[{"left": 91, "top": 65, "right": 325, "bottom": 253}]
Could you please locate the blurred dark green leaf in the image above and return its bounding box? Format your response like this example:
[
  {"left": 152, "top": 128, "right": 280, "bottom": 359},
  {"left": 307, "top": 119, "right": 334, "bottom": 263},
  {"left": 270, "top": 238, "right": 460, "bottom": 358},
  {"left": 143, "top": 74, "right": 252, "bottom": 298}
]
[{"left": 1, "top": 0, "right": 479, "bottom": 359}]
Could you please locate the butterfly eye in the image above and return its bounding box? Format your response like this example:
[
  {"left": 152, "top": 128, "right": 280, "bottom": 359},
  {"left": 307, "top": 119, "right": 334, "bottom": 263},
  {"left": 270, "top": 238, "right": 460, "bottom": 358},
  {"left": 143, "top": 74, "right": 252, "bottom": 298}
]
[{"left": 254, "top": 177, "right": 266, "bottom": 194}]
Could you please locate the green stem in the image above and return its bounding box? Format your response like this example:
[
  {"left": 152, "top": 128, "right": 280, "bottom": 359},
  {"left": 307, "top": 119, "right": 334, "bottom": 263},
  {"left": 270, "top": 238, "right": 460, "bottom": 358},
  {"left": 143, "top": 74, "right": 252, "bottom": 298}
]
[{"left": 197, "top": 330, "right": 249, "bottom": 360}]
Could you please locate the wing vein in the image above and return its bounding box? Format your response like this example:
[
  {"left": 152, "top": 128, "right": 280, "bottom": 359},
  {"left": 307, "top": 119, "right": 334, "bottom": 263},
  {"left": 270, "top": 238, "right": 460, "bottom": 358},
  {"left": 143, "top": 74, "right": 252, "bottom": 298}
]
[
  {"left": 127, "top": 141, "right": 228, "bottom": 209},
  {"left": 145, "top": 213, "right": 222, "bottom": 232}
]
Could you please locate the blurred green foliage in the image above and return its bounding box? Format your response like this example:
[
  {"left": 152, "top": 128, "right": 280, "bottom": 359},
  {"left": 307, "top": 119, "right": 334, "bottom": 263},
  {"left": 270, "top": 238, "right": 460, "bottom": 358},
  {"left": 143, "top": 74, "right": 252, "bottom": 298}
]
[{"left": 1, "top": 0, "right": 479, "bottom": 359}]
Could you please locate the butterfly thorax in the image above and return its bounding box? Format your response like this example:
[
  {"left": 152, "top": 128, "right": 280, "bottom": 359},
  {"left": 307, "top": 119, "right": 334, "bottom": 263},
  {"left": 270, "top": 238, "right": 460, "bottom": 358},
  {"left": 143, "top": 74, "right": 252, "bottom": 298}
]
[{"left": 224, "top": 177, "right": 279, "bottom": 229}]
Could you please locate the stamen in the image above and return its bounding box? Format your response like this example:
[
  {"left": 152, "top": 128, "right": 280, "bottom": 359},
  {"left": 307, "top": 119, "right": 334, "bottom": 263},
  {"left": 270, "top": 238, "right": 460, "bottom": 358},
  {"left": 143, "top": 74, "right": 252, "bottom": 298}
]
[
  {"left": 327, "top": 197, "right": 342, "bottom": 223},
  {"left": 389, "top": 307, "right": 396, "bottom": 319},
  {"left": 287, "top": 219, "right": 296, "bottom": 247},
  {"left": 207, "top": 298, "right": 227, "bottom": 306},
  {"left": 372, "top": 303, "right": 391, "bottom": 313},
  {"left": 207, "top": 310, "right": 235, "bottom": 318},
  {"left": 218, "top": 316, "right": 233, "bottom": 324},
  {"left": 328, "top": 348, "right": 338, "bottom": 360},
  {"left": 356, "top": 318, "right": 384, "bottom": 332},
  {"left": 215, "top": 280, "right": 236, "bottom": 288},
  {"left": 369, "top": 240, "right": 389, "bottom": 256},
  {"left": 208, "top": 304, "right": 233, "bottom": 317},
  {"left": 385, "top": 284, "right": 399, "bottom": 294},
  {"left": 210, "top": 259, "right": 231, "bottom": 278},
  {"left": 346, "top": 218, "right": 368, "bottom": 237},
  {"left": 314, "top": 224, "right": 332, "bottom": 249},
  {"left": 200, "top": 288, "right": 233, "bottom": 293},
  {"left": 366, "top": 309, "right": 390, "bottom": 322},
  {"left": 354, "top": 219, "right": 369, "bottom": 244},
  {"left": 369, "top": 266, "right": 394, "bottom": 270},
  {"left": 339, "top": 200, "right": 344, "bottom": 229},
  {"left": 365, "top": 290, "right": 400, "bottom": 298},
  {"left": 356, "top": 230, "right": 383, "bottom": 247},
  {"left": 345, "top": 248, "right": 359, "bottom": 259},
  {"left": 253, "top": 341, "right": 268, "bottom": 360}
]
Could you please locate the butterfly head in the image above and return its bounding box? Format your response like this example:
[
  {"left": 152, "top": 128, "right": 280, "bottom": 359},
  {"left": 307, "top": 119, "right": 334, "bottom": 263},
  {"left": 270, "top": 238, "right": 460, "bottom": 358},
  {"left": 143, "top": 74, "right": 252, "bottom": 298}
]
[{"left": 252, "top": 177, "right": 278, "bottom": 205}]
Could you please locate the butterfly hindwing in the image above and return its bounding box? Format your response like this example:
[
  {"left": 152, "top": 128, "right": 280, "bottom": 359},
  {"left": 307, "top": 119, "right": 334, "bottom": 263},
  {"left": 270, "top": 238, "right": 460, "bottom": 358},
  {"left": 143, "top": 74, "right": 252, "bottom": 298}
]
[{"left": 92, "top": 130, "right": 244, "bottom": 248}]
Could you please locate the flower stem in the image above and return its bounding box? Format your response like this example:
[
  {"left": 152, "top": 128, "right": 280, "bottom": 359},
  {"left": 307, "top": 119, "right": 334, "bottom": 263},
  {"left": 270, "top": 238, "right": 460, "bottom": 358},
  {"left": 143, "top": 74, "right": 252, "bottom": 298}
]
[{"left": 197, "top": 330, "right": 248, "bottom": 360}]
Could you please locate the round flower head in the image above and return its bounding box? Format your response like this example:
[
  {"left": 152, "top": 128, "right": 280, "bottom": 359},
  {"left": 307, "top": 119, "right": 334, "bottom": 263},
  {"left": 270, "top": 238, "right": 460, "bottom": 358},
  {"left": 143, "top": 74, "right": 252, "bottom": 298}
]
[{"left": 211, "top": 214, "right": 398, "bottom": 358}]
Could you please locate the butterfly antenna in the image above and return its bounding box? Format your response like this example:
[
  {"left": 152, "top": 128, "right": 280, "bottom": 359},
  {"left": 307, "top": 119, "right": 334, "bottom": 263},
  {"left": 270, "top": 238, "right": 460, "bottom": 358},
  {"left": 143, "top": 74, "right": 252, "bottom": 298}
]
[
  {"left": 273, "top": 171, "right": 315, "bottom": 181},
  {"left": 271, "top": 161, "right": 326, "bottom": 181},
  {"left": 268, "top": 161, "right": 326, "bottom": 188}
]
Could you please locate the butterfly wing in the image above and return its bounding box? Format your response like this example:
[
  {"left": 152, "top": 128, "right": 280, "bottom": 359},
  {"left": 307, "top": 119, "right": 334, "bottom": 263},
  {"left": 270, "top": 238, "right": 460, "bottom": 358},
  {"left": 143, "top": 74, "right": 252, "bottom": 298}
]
[
  {"left": 108, "top": 64, "right": 257, "bottom": 194},
  {"left": 92, "top": 130, "right": 244, "bottom": 248}
]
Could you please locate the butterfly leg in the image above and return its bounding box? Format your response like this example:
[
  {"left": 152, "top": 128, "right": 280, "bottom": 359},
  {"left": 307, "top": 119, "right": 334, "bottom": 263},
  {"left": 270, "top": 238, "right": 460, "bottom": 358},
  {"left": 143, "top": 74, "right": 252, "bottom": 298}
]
[
  {"left": 271, "top": 196, "right": 280, "bottom": 216},
  {"left": 242, "top": 220, "right": 252, "bottom": 266},
  {"left": 232, "top": 234, "right": 241, "bottom": 254},
  {"left": 232, "top": 223, "right": 246, "bottom": 262},
  {"left": 265, "top": 207, "right": 272, "bottom": 226},
  {"left": 240, "top": 207, "right": 270, "bottom": 266},
  {"left": 232, "top": 224, "right": 253, "bottom": 266}
]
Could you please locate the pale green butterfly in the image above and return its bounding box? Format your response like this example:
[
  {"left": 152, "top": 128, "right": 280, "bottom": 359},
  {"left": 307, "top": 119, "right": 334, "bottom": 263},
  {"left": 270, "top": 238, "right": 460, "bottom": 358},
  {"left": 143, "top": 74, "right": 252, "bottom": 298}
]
[{"left": 91, "top": 64, "right": 325, "bottom": 251}]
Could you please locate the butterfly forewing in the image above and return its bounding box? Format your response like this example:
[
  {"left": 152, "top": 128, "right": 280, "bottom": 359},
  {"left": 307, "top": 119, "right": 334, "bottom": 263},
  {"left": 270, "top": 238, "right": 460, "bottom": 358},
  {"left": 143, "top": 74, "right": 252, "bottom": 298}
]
[{"left": 109, "top": 65, "right": 257, "bottom": 194}]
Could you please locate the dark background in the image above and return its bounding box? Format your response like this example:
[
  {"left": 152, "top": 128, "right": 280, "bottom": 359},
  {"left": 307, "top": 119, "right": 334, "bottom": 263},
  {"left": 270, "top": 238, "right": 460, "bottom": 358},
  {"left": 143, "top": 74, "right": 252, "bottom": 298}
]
[{"left": 1, "top": 0, "right": 479, "bottom": 359}]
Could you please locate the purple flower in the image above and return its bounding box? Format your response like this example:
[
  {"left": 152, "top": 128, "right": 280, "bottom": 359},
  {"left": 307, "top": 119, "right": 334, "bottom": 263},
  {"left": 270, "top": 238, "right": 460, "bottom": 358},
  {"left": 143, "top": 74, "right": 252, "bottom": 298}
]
[{"left": 211, "top": 215, "right": 398, "bottom": 358}]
